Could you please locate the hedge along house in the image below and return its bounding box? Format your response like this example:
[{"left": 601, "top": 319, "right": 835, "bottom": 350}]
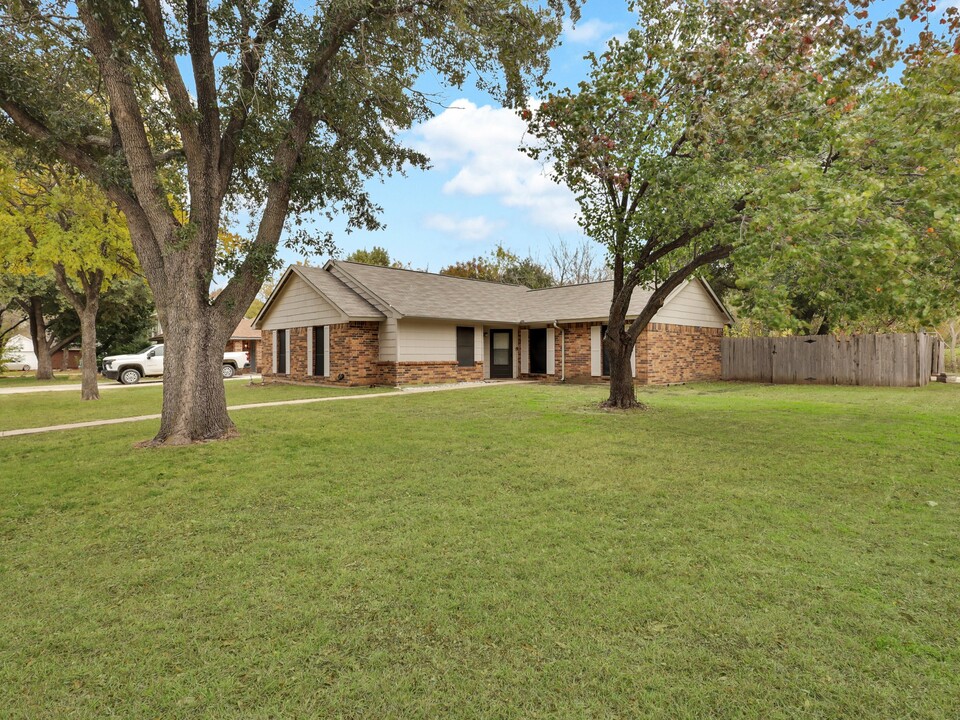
[{"left": 252, "top": 260, "right": 733, "bottom": 387}]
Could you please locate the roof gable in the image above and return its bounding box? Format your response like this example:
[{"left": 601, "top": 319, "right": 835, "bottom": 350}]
[{"left": 252, "top": 265, "right": 384, "bottom": 328}]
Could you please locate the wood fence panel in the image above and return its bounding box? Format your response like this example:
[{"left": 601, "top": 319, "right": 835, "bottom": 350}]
[{"left": 721, "top": 332, "right": 937, "bottom": 387}]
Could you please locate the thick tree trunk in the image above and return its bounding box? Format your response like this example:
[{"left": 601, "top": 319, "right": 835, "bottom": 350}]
[
  {"left": 27, "top": 297, "right": 54, "bottom": 380},
  {"left": 79, "top": 306, "right": 100, "bottom": 400},
  {"left": 604, "top": 334, "right": 641, "bottom": 409},
  {"left": 147, "top": 299, "right": 237, "bottom": 446}
]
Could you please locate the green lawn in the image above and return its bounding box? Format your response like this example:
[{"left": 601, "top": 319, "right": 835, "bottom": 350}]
[
  {"left": 0, "top": 380, "right": 386, "bottom": 432},
  {"left": 1, "top": 382, "right": 958, "bottom": 718},
  {"left": 0, "top": 372, "right": 85, "bottom": 387}
]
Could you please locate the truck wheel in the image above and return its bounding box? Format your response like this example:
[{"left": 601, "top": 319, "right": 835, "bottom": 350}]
[
  {"left": 119, "top": 368, "right": 141, "bottom": 385},
  {"left": 221, "top": 364, "right": 236, "bottom": 379}
]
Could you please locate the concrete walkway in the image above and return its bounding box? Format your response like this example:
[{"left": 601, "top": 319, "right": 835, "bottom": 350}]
[
  {"left": 0, "top": 374, "right": 261, "bottom": 395},
  {"left": 0, "top": 380, "right": 532, "bottom": 439}
]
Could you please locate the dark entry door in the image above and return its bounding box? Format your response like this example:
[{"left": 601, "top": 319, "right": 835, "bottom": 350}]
[
  {"left": 490, "top": 330, "right": 513, "bottom": 378},
  {"left": 529, "top": 328, "right": 547, "bottom": 374}
]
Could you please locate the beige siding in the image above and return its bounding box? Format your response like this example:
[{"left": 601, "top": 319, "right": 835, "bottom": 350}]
[
  {"left": 379, "top": 318, "right": 398, "bottom": 362},
  {"left": 307, "top": 327, "right": 313, "bottom": 375},
  {"left": 546, "top": 327, "right": 555, "bottom": 375},
  {"left": 261, "top": 275, "right": 344, "bottom": 330},
  {"left": 323, "top": 327, "right": 331, "bottom": 378},
  {"left": 397, "top": 319, "right": 482, "bottom": 362},
  {"left": 591, "top": 325, "right": 602, "bottom": 376},
  {"left": 652, "top": 281, "right": 728, "bottom": 328},
  {"left": 520, "top": 328, "right": 530, "bottom": 374},
  {"left": 482, "top": 328, "right": 490, "bottom": 379}
]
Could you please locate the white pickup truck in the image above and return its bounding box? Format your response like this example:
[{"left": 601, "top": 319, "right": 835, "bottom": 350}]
[{"left": 101, "top": 344, "right": 249, "bottom": 384}]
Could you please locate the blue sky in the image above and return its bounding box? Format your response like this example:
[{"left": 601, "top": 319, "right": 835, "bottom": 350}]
[
  {"left": 263, "top": 0, "right": 934, "bottom": 275},
  {"left": 270, "top": 1, "right": 637, "bottom": 273}
]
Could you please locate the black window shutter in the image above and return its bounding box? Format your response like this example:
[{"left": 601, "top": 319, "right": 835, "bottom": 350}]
[
  {"left": 277, "top": 329, "right": 287, "bottom": 374},
  {"left": 601, "top": 325, "right": 610, "bottom": 377},
  {"left": 456, "top": 327, "right": 475, "bottom": 367}
]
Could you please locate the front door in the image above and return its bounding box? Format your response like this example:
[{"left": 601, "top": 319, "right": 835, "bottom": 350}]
[
  {"left": 490, "top": 330, "right": 513, "bottom": 379},
  {"left": 529, "top": 328, "right": 547, "bottom": 374}
]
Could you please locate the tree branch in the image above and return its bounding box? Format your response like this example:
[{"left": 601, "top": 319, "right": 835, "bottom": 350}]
[
  {"left": 186, "top": 0, "right": 220, "bottom": 151},
  {"left": 140, "top": 0, "right": 203, "bottom": 158},
  {"left": 218, "top": 0, "right": 287, "bottom": 189},
  {"left": 627, "top": 243, "right": 734, "bottom": 340},
  {"left": 213, "top": 0, "right": 401, "bottom": 327},
  {"left": 52, "top": 262, "right": 86, "bottom": 313},
  {"left": 78, "top": 0, "right": 177, "bottom": 249}
]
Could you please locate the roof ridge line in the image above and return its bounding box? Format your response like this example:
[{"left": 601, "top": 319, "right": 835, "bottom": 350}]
[{"left": 337, "top": 260, "right": 532, "bottom": 289}]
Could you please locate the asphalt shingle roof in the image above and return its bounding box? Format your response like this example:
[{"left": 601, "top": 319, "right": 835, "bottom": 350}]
[
  {"left": 519, "top": 281, "right": 656, "bottom": 323},
  {"left": 295, "top": 265, "right": 385, "bottom": 319},
  {"left": 330, "top": 261, "right": 530, "bottom": 323},
  {"left": 259, "top": 260, "right": 727, "bottom": 326}
]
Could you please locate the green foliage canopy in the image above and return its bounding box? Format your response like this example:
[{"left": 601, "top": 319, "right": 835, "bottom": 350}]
[
  {"left": 440, "top": 245, "right": 554, "bottom": 288},
  {"left": 522, "top": 0, "right": 953, "bottom": 342},
  {"left": 736, "top": 52, "right": 960, "bottom": 332},
  {"left": 344, "top": 246, "right": 394, "bottom": 267}
]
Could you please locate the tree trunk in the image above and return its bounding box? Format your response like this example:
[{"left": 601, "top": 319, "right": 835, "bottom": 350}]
[
  {"left": 147, "top": 298, "right": 237, "bottom": 446},
  {"left": 27, "top": 296, "right": 54, "bottom": 380},
  {"left": 603, "top": 333, "right": 641, "bottom": 409},
  {"left": 950, "top": 321, "right": 957, "bottom": 373},
  {"left": 79, "top": 305, "right": 100, "bottom": 400},
  {"left": 52, "top": 266, "right": 104, "bottom": 400}
]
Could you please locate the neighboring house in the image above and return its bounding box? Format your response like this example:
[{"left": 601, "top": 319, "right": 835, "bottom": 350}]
[
  {"left": 51, "top": 345, "right": 81, "bottom": 370},
  {"left": 252, "top": 260, "right": 733, "bottom": 387},
  {"left": 152, "top": 317, "right": 261, "bottom": 371},
  {"left": 2, "top": 334, "right": 38, "bottom": 371},
  {"left": 2, "top": 333, "right": 80, "bottom": 371}
]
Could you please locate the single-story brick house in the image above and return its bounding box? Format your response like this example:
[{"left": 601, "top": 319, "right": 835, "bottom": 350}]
[{"left": 252, "top": 260, "right": 733, "bottom": 386}]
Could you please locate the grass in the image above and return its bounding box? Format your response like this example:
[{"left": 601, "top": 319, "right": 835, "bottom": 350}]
[
  {"left": 1, "top": 382, "right": 958, "bottom": 718},
  {"left": 0, "top": 380, "right": 387, "bottom": 432},
  {"left": 0, "top": 372, "right": 85, "bottom": 387}
]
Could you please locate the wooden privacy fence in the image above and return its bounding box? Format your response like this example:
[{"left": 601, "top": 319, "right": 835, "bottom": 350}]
[{"left": 721, "top": 333, "right": 945, "bottom": 387}]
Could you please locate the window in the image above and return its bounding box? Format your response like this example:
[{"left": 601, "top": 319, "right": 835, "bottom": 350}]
[
  {"left": 601, "top": 325, "right": 610, "bottom": 377},
  {"left": 153, "top": 345, "right": 164, "bottom": 357},
  {"left": 456, "top": 326, "right": 475, "bottom": 367},
  {"left": 313, "top": 326, "right": 325, "bottom": 376},
  {"left": 276, "top": 329, "right": 287, "bottom": 374}
]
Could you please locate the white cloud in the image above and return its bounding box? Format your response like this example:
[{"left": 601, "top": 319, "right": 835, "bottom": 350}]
[
  {"left": 409, "top": 99, "right": 580, "bottom": 232},
  {"left": 423, "top": 213, "right": 501, "bottom": 241},
  {"left": 562, "top": 17, "right": 617, "bottom": 45}
]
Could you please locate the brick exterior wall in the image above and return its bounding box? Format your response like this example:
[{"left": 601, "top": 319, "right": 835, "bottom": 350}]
[
  {"left": 260, "top": 329, "right": 273, "bottom": 375},
  {"left": 643, "top": 323, "right": 723, "bottom": 384},
  {"left": 518, "top": 321, "right": 720, "bottom": 385},
  {"left": 260, "top": 319, "right": 722, "bottom": 387},
  {"left": 379, "top": 361, "right": 483, "bottom": 386},
  {"left": 329, "top": 322, "right": 380, "bottom": 385},
  {"left": 260, "top": 322, "right": 380, "bottom": 386},
  {"left": 557, "top": 322, "right": 594, "bottom": 381}
]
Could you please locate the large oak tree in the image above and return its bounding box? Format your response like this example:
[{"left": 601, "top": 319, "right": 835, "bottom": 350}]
[{"left": 0, "top": 0, "right": 574, "bottom": 443}]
